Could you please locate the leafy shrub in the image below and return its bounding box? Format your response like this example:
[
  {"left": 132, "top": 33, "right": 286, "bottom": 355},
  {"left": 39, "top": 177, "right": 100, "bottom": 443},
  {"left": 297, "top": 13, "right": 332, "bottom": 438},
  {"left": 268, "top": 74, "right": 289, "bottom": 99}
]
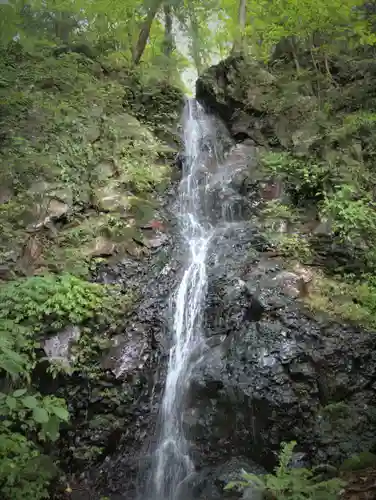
[
  {"left": 0, "top": 428, "right": 56, "bottom": 500},
  {"left": 260, "top": 152, "right": 332, "bottom": 204},
  {"left": 261, "top": 201, "right": 312, "bottom": 262},
  {"left": 262, "top": 200, "right": 299, "bottom": 224},
  {"left": 0, "top": 273, "right": 126, "bottom": 380},
  {"left": 0, "top": 273, "right": 119, "bottom": 334},
  {"left": 0, "top": 390, "right": 69, "bottom": 442},
  {"left": 0, "top": 273, "right": 125, "bottom": 497},
  {"left": 0, "top": 350, "right": 69, "bottom": 499},
  {"left": 307, "top": 272, "right": 376, "bottom": 329},
  {"left": 330, "top": 111, "right": 376, "bottom": 141},
  {"left": 320, "top": 185, "right": 376, "bottom": 248},
  {"left": 224, "top": 441, "right": 344, "bottom": 499},
  {"left": 276, "top": 233, "right": 313, "bottom": 262}
]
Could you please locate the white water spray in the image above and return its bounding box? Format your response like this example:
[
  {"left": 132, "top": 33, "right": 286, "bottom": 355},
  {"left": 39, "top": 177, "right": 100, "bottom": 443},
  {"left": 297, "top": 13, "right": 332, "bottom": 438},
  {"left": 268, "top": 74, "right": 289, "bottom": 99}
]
[{"left": 146, "top": 99, "right": 234, "bottom": 500}]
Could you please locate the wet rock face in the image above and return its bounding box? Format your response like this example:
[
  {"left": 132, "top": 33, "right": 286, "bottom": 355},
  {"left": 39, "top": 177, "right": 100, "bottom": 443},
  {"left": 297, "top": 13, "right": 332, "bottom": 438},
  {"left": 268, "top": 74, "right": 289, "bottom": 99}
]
[
  {"left": 56, "top": 99, "right": 376, "bottom": 500},
  {"left": 196, "top": 56, "right": 278, "bottom": 146},
  {"left": 184, "top": 232, "right": 376, "bottom": 474},
  {"left": 50, "top": 185, "right": 181, "bottom": 500},
  {"left": 89, "top": 194, "right": 188, "bottom": 500},
  {"left": 192, "top": 56, "right": 376, "bottom": 493}
]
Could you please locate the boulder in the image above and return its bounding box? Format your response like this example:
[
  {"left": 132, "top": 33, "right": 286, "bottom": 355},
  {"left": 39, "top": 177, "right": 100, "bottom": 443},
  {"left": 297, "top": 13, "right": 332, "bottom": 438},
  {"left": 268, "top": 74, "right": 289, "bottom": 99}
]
[
  {"left": 89, "top": 236, "right": 116, "bottom": 257},
  {"left": 43, "top": 325, "right": 81, "bottom": 368},
  {"left": 46, "top": 198, "right": 70, "bottom": 219},
  {"left": 93, "top": 161, "right": 114, "bottom": 182},
  {"left": 101, "top": 327, "right": 149, "bottom": 378},
  {"left": 29, "top": 181, "right": 73, "bottom": 207},
  {"left": 0, "top": 186, "right": 12, "bottom": 204},
  {"left": 93, "top": 182, "right": 130, "bottom": 213}
]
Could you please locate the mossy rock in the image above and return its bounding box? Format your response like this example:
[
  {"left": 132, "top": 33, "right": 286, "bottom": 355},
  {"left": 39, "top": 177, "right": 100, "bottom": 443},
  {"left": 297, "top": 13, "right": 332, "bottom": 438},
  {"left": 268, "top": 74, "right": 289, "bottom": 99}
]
[
  {"left": 341, "top": 452, "right": 376, "bottom": 472},
  {"left": 93, "top": 182, "right": 131, "bottom": 213}
]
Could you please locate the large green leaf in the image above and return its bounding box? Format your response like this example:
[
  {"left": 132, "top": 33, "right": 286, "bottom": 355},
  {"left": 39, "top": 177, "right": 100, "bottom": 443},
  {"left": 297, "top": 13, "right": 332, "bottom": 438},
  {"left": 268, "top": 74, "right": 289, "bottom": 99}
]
[
  {"left": 43, "top": 415, "right": 60, "bottom": 442},
  {"left": 13, "top": 388, "right": 28, "bottom": 398},
  {"left": 22, "top": 395, "right": 38, "bottom": 409},
  {"left": 32, "top": 407, "right": 49, "bottom": 424},
  {"left": 51, "top": 405, "right": 69, "bottom": 422},
  {"left": 5, "top": 395, "right": 17, "bottom": 410}
]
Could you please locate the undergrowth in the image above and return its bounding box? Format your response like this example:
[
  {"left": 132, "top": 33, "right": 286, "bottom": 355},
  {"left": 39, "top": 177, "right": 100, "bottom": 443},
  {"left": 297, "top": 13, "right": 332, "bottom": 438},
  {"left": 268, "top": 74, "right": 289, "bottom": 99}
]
[
  {"left": 307, "top": 272, "right": 376, "bottom": 329},
  {"left": 260, "top": 144, "right": 376, "bottom": 326},
  {"left": 0, "top": 273, "right": 129, "bottom": 498},
  {"left": 225, "top": 441, "right": 344, "bottom": 499}
]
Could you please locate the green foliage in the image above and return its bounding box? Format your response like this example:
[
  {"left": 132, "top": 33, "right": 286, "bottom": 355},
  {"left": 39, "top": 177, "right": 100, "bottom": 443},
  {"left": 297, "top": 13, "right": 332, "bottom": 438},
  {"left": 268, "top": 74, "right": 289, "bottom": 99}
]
[
  {"left": 0, "top": 274, "right": 117, "bottom": 333},
  {"left": 262, "top": 203, "right": 313, "bottom": 262},
  {"left": 242, "top": 0, "right": 376, "bottom": 63},
  {"left": 320, "top": 185, "right": 376, "bottom": 248},
  {"left": 0, "top": 427, "right": 56, "bottom": 500},
  {"left": 224, "top": 441, "right": 344, "bottom": 499},
  {"left": 276, "top": 234, "right": 313, "bottom": 262},
  {"left": 341, "top": 452, "right": 376, "bottom": 472},
  {"left": 0, "top": 272, "right": 128, "bottom": 497},
  {"left": 262, "top": 200, "right": 299, "bottom": 223},
  {"left": 0, "top": 390, "right": 69, "bottom": 442},
  {"left": 260, "top": 152, "right": 332, "bottom": 203},
  {"left": 0, "top": 273, "right": 126, "bottom": 381},
  {"left": 308, "top": 272, "right": 376, "bottom": 329},
  {"left": 330, "top": 111, "right": 376, "bottom": 141}
]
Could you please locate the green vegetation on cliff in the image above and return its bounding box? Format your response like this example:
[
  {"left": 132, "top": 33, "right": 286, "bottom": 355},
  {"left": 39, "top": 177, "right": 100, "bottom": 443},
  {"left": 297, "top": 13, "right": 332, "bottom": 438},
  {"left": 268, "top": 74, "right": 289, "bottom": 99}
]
[
  {"left": 0, "top": 1, "right": 188, "bottom": 498},
  {"left": 225, "top": 441, "right": 343, "bottom": 500},
  {"left": 3, "top": 0, "right": 376, "bottom": 497},
  {"left": 197, "top": 1, "right": 376, "bottom": 331}
]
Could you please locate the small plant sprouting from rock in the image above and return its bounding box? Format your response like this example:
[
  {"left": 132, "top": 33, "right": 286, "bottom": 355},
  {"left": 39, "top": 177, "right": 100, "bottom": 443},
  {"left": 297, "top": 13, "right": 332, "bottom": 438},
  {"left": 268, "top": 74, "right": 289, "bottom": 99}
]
[{"left": 224, "top": 441, "right": 344, "bottom": 499}]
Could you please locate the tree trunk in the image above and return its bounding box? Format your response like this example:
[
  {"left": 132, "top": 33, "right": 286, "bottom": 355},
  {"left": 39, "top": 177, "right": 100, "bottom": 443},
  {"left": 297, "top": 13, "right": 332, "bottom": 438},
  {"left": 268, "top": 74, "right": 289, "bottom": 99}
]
[
  {"left": 188, "top": 5, "right": 204, "bottom": 75},
  {"left": 289, "top": 37, "right": 300, "bottom": 73},
  {"left": 190, "top": 25, "right": 203, "bottom": 74},
  {"left": 163, "top": 3, "right": 173, "bottom": 57},
  {"left": 238, "top": 0, "right": 246, "bottom": 31},
  {"left": 54, "top": 12, "right": 77, "bottom": 44},
  {"left": 233, "top": 0, "right": 247, "bottom": 52},
  {"left": 133, "top": 0, "right": 163, "bottom": 65}
]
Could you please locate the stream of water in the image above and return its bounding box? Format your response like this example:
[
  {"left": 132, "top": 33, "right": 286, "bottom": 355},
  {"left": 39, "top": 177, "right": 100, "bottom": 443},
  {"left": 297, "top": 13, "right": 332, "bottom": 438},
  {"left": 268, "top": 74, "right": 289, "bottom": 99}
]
[{"left": 145, "top": 99, "right": 233, "bottom": 500}]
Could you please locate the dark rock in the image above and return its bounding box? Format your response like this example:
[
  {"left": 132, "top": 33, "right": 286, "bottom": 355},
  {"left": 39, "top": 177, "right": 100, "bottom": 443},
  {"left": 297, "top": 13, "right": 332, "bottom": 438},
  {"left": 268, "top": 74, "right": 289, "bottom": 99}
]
[
  {"left": 0, "top": 186, "right": 12, "bottom": 204},
  {"left": 180, "top": 458, "right": 266, "bottom": 500},
  {"left": 0, "top": 265, "right": 12, "bottom": 280},
  {"left": 185, "top": 245, "right": 376, "bottom": 473},
  {"left": 196, "top": 56, "right": 278, "bottom": 147}
]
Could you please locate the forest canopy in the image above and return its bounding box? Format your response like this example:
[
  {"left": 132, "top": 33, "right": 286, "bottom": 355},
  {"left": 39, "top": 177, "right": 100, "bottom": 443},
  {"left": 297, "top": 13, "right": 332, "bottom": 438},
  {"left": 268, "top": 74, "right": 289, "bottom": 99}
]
[{"left": 1, "top": 0, "right": 375, "bottom": 86}]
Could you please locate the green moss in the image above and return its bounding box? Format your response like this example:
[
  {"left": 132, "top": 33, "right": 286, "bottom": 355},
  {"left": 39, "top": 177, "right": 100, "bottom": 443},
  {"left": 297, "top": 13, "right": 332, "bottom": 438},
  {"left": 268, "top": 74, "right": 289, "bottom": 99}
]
[
  {"left": 277, "top": 233, "right": 313, "bottom": 262},
  {"left": 0, "top": 47, "right": 178, "bottom": 277},
  {"left": 262, "top": 200, "right": 299, "bottom": 223},
  {"left": 321, "top": 402, "right": 351, "bottom": 421},
  {"left": 340, "top": 452, "right": 376, "bottom": 472},
  {"left": 306, "top": 273, "right": 376, "bottom": 329}
]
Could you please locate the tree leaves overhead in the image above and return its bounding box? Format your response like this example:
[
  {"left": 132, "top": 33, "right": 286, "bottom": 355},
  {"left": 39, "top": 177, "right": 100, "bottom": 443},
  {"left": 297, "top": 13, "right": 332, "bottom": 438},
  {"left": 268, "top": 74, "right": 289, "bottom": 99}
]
[{"left": 1, "top": 0, "right": 376, "bottom": 75}]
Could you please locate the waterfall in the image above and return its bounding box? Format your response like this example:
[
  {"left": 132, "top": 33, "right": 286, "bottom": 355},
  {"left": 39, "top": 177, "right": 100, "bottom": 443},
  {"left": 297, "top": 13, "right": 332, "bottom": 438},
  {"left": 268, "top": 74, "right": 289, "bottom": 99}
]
[{"left": 144, "top": 99, "right": 234, "bottom": 500}]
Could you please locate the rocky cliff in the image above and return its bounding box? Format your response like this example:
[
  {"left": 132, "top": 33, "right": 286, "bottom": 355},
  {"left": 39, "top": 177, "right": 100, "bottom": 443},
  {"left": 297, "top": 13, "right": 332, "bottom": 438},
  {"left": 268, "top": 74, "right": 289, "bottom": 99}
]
[
  {"left": 0, "top": 42, "right": 184, "bottom": 499},
  {"left": 189, "top": 50, "right": 376, "bottom": 497},
  {"left": 3, "top": 40, "right": 376, "bottom": 500}
]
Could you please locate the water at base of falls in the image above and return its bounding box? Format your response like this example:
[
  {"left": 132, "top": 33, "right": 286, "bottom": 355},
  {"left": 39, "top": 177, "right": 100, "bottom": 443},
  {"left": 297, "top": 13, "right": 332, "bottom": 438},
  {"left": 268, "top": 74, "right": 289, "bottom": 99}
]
[{"left": 143, "top": 99, "right": 236, "bottom": 500}]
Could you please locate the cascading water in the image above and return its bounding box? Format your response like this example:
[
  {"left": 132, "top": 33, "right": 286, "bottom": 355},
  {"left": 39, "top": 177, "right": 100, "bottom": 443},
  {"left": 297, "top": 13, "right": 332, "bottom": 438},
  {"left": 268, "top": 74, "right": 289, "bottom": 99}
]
[{"left": 145, "top": 99, "right": 236, "bottom": 500}]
